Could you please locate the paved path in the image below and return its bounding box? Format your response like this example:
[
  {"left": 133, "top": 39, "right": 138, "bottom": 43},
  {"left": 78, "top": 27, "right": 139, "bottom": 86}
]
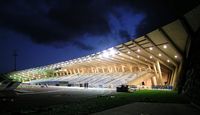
[{"left": 92, "top": 102, "right": 200, "bottom": 115}]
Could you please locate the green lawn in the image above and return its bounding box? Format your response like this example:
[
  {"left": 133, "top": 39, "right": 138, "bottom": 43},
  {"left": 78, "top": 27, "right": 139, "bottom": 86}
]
[{"left": 30, "top": 90, "right": 189, "bottom": 115}]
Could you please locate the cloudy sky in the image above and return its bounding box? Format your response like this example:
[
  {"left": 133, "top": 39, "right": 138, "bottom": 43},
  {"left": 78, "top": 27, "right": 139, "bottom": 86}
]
[{"left": 0, "top": 0, "right": 199, "bottom": 73}]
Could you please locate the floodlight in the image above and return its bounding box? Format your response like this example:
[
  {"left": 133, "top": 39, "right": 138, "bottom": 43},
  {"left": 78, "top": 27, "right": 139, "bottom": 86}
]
[
  {"left": 163, "top": 45, "right": 167, "bottom": 49},
  {"left": 109, "top": 48, "right": 117, "bottom": 56},
  {"left": 102, "top": 51, "right": 109, "bottom": 58}
]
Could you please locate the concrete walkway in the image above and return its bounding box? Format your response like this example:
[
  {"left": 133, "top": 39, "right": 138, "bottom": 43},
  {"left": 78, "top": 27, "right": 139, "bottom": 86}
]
[{"left": 92, "top": 102, "right": 200, "bottom": 115}]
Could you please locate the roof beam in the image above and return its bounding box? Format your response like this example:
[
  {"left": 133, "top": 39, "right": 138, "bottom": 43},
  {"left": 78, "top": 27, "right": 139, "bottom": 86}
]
[
  {"left": 133, "top": 38, "right": 174, "bottom": 70},
  {"left": 144, "top": 35, "right": 178, "bottom": 66},
  {"left": 122, "top": 43, "right": 154, "bottom": 65},
  {"left": 159, "top": 28, "right": 183, "bottom": 57}
]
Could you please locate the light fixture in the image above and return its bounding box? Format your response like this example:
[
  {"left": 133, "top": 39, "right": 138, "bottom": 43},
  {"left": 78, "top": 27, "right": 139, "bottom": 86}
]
[
  {"left": 137, "top": 55, "right": 140, "bottom": 58},
  {"left": 109, "top": 48, "right": 117, "bottom": 56},
  {"left": 167, "top": 59, "right": 170, "bottom": 63},
  {"left": 98, "top": 55, "right": 102, "bottom": 58},
  {"left": 127, "top": 51, "right": 131, "bottom": 54},
  {"left": 150, "top": 56, "right": 153, "bottom": 59},
  {"left": 102, "top": 51, "right": 109, "bottom": 58},
  {"left": 158, "top": 53, "right": 162, "bottom": 57},
  {"left": 137, "top": 49, "right": 141, "bottom": 52},
  {"left": 149, "top": 47, "right": 153, "bottom": 50},
  {"left": 163, "top": 45, "right": 167, "bottom": 49},
  {"left": 174, "top": 55, "right": 178, "bottom": 58}
]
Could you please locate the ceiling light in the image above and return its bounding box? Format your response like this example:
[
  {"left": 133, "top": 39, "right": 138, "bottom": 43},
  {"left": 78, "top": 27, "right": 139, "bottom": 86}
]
[
  {"left": 137, "top": 49, "right": 141, "bottom": 52},
  {"left": 163, "top": 45, "right": 167, "bottom": 49},
  {"left": 109, "top": 48, "right": 117, "bottom": 56},
  {"left": 158, "top": 53, "right": 162, "bottom": 57},
  {"left": 137, "top": 55, "right": 140, "bottom": 58},
  {"left": 167, "top": 59, "right": 170, "bottom": 63},
  {"left": 174, "top": 55, "right": 178, "bottom": 58},
  {"left": 102, "top": 51, "right": 109, "bottom": 58},
  {"left": 149, "top": 47, "right": 153, "bottom": 50},
  {"left": 127, "top": 51, "right": 131, "bottom": 54},
  {"left": 150, "top": 56, "right": 153, "bottom": 59}
]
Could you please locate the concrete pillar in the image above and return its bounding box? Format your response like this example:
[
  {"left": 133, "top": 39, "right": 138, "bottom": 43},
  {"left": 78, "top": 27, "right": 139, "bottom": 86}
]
[
  {"left": 156, "top": 61, "right": 164, "bottom": 85},
  {"left": 108, "top": 66, "right": 113, "bottom": 73},
  {"left": 153, "top": 64, "right": 160, "bottom": 85},
  {"left": 121, "top": 65, "right": 125, "bottom": 72},
  {"left": 171, "top": 65, "right": 178, "bottom": 87},
  {"left": 77, "top": 68, "right": 80, "bottom": 74},
  {"left": 69, "top": 69, "right": 72, "bottom": 75},
  {"left": 65, "top": 69, "right": 68, "bottom": 75},
  {"left": 80, "top": 68, "right": 84, "bottom": 74},
  {"left": 129, "top": 65, "right": 133, "bottom": 72},
  {"left": 101, "top": 67, "right": 105, "bottom": 73},
  {"left": 152, "top": 76, "right": 157, "bottom": 86},
  {"left": 114, "top": 66, "right": 117, "bottom": 72}
]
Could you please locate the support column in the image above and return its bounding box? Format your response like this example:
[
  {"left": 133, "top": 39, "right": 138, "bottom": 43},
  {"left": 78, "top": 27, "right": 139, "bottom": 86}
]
[
  {"left": 156, "top": 61, "right": 164, "bottom": 85},
  {"left": 171, "top": 65, "right": 178, "bottom": 87},
  {"left": 153, "top": 64, "right": 160, "bottom": 85},
  {"left": 95, "top": 67, "right": 99, "bottom": 73},
  {"left": 108, "top": 66, "right": 113, "bottom": 73},
  {"left": 129, "top": 65, "right": 133, "bottom": 72},
  {"left": 114, "top": 65, "right": 118, "bottom": 72},
  {"left": 152, "top": 76, "right": 157, "bottom": 86},
  {"left": 121, "top": 65, "right": 125, "bottom": 72},
  {"left": 69, "top": 69, "right": 72, "bottom": 75},
  {"left": 101, "top": 67, "right": 105, "bottom": 73},
  {"left": 65, "top": 69, "right": 69, "bottom": 75},
  {"left": 77, "top": 68, "right": 80, "bottom": 74},
  {"left": 80, "top": 68, "right": 84, "bottom": 74}
]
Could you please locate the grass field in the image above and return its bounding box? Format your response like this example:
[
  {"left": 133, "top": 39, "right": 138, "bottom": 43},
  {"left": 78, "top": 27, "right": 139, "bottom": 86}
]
[{"left": 29, "top": 90, "right": 189, "bottom": 115}]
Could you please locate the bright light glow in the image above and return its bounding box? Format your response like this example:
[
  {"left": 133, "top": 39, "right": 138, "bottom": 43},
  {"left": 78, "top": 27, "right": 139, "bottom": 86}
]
[
  {"left": 102, "top": 48, "right": 117, "bottom": 58},
  {"left": 137, "top": 55, "right": 140, "bottom": 58},
  {"left": 174, "top": 55, "right": 178, "bottom": 58},
  {"left": 149, "top": 47, "right": 153, "bottom": 50},
  {"left": 167, "top": 59, "right": 170, "bottom": 62},
  {"left": 130, "top": 57, "right": 133, "bottom": 59},
  {"left": 102, "top": 51, "right": 109, "bottom": 58},
  {"left": 127, "top": 51, "right": 131, "bottom": 54},
  {"left": 137, "top": 49, "right": 141, "bottom": 52},
  {"left": 109, "top": 48, "right": 117, "bottom": 56},
  {"left": 150, "top": 56, "right": 153, "bottom": 59},
  {"left": 158, "top": 53, "right": 162, "bottom": 57},
  {"left": 163, "top": 45, "right": 167, "bottom": 49}
]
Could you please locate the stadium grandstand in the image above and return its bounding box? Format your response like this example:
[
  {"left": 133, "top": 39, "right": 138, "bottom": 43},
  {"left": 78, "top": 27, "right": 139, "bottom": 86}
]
[{"left": 1, "top": 5, "right": 200, "bottom": 91}]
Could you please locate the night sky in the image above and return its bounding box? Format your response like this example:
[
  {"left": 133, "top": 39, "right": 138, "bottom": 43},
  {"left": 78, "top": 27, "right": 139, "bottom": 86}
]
[{"left": 0, "top": 0, "right": 199, "bottom": 73}]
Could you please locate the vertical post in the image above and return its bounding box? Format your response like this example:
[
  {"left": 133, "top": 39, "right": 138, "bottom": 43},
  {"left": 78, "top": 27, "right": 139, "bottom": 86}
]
[
  {"left": 153, "top": 64, "right": 160, "bottom": 85},
  {"left": 156, "top": 61, "right": 164, "bottom": 85},
  {"left": 121, "top": 65, "right": 125, "bottom": 72},
  {"left": 114, "top": 65, "right": 117, "bottom": 72}
]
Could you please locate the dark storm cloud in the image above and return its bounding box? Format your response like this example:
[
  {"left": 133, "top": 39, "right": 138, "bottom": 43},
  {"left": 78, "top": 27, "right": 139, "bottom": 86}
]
[
  {"left": 3, "top": 0, "right": 196, "bottom": 50},
  {"left": 72, "top": 41, "right": 94, "bottom": 51},
  {"left": 118, "top": 30, "right": 131, "bottom": 41},
  {"left": 0, "top": 0, "right": 145, "bottom": 50}
]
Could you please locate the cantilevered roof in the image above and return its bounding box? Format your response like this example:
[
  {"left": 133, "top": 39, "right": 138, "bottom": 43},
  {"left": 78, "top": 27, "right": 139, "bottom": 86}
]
[{"left": 5, "top": 5, "right": 200, "bottom": 82}]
